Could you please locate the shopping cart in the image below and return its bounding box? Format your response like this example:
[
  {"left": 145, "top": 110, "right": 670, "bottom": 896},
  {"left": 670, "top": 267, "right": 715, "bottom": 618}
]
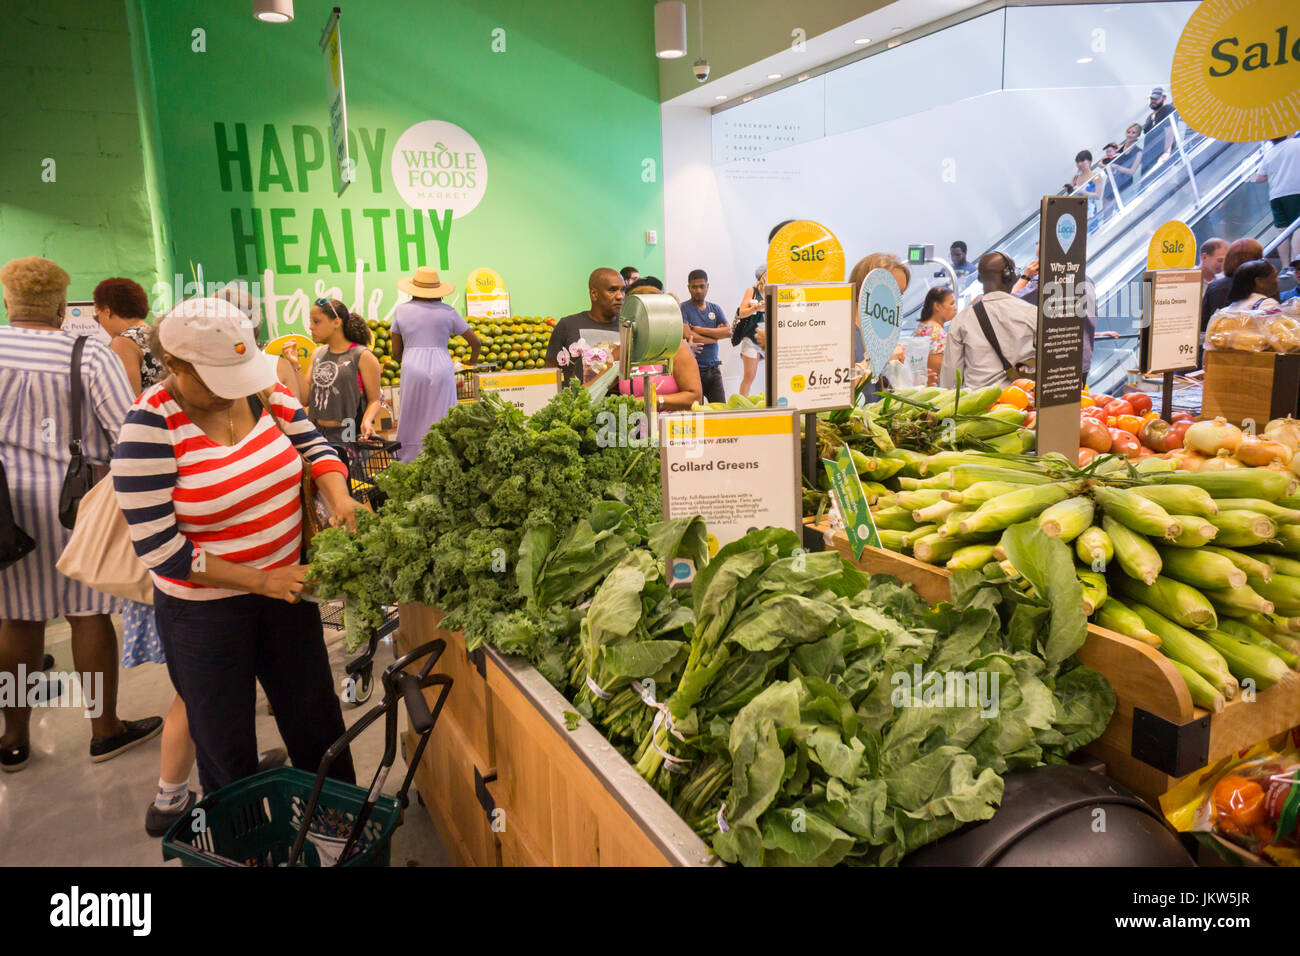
[
  {"left": 331, "top": 437, "right": 401, "bottom": 511},
  {"left": 161, "top": 640, "right": 450, "bottom": 867},
  {"left": 454, "top": 361, "right": 499, "bottom": 404}
]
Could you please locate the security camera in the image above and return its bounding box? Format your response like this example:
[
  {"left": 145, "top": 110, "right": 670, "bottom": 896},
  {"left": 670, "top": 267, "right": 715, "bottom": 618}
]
[{"left": 693, "top": 57, "right": 710, "bottom": 82}]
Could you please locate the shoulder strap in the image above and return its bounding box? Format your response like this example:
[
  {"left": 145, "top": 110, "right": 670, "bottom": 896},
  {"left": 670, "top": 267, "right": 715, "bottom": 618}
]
[
  {"left": 972, "top": 302, "right": 1016, "bottom": 377},
  {"left": 68, "top": 335, "right": 89, "bottom": 451}
]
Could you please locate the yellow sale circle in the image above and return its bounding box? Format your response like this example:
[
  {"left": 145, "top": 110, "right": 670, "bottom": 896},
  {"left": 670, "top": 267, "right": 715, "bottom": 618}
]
[
  {"left": 790, "top": 374, "right": 807, "bottom": 393},
  {"left": 467, "top": 267, "right": 505, "bottom": 294},
  {"left": 264, "top": 334, "right": 315, "bottom": 377},
  {"left": 1147, "top": 221, "right": 1197, "bottom": 270},
  {"left": 706, "top": 533, "right": 719, "bottom": 558},
  {"left": 766, "top": 220, "right": 845, "bottom": 284},
  {"left": 1171, "top": 0, "right": 1300, "bottom": 142}
]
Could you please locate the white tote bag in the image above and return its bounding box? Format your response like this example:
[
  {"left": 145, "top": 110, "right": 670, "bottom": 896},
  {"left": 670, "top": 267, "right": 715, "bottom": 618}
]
[{"left": 56, "top": 477, "right": 154, "bottom": 605}]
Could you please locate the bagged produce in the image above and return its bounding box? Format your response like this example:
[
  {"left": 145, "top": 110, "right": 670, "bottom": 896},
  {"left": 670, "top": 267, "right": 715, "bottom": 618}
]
[
  {"left": 1160, "top": 733, "right": 1300, "bottom": 866},
  {"left": 1205, "top": 308, "right": 1268, "bottom": 352}
]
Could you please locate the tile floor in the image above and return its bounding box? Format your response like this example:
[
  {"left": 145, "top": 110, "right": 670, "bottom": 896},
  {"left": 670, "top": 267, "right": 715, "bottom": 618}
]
[{"left": 0, "top": 615, "right": 453, "bottom": 867}]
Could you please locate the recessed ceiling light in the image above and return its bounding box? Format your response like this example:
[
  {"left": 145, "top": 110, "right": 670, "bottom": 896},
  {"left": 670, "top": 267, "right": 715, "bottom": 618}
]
[
  {"left": 853, "top": 37, "right": 871, "bottom": 45},
  {"left": 743, "top": 95, "right": 753, "bottom": 102},
  {"left": 797, "top": 73, "right": 809, "bottom": 82},
  {"left": 1076, "top": 56, "right": 1093, "bottom": 64},
  {"left": 715, "top": 94, "right": 727, "bottom": 100},
  {"left": 887, "top": 39, "right": 902, "bottom": 48},
  {"left": 890, "top": 27, "right": 902, "bottom": 33},
  {"left": 768, "top": 73, "right": 782, "bottom": 79}
]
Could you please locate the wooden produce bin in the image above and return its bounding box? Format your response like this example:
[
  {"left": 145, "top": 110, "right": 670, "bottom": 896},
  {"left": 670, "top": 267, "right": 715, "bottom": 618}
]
[
  {"left": 820, "top": 530, "right": 1300, "bottom": 807},
  {"left": 1201, "top": 350, "right": 1300, "bottom": 426},
  {"left": 396, "top": 604, "right": 714, "bottom": 867}
]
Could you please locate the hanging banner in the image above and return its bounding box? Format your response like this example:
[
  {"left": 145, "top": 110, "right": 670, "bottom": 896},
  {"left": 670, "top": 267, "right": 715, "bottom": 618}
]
[
  {"left": 1147, "top": 220, "right": 1197, "bottom": 271},
  {"left": 660, "top": 409, "right": 801, "bottom": 556},
  {"left": 766, "top": 220, "right": 846, "bottom": 284},
  {"left": 859, "top": 267, "right": 903, "bottom": 375},
  {"left": 1171, "top": 0, "right": 1300, "bottom": 142},
  {"left": 320, "top": 7, "right": 354, "bottom": 196},
  {"left": 765, "top": 283, "right": 855, "bottom": 413},
  {"left": 1035, "top": 195, "right": 1089, "bottom": 459}
]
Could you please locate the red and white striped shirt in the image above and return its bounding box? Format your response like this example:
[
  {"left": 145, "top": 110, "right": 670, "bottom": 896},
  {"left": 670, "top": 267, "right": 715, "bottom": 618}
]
[{"left": 112, "top": 382, "right": 348, "bottom": 600}]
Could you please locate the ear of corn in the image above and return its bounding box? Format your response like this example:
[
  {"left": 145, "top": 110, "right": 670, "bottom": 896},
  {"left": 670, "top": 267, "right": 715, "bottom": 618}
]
[
  {"left": 957, "top": 482, "right": 1078, "bottom": 535},
  {"left": 939, "top": 510, "right": 975, "bottom": 538},
  {"left": 945, "top": 544, "right": 999, "bottom": 571},
  {"left": 1077, "top": 569, "right": 1108, "bottom": 614},
  {"left": 1038, "top": 497, "right": 1095, "bottom": 541},
  {"left": 1158, "top": 468, "right": 1297, "bottom": 501},
  {"left": 893, "top": 489, "right": 947, "bottom": 510},
  {"left": 912, "top": 533, "right": 965, "bottom": 564},
  {"left": 883, "top": 448, "right": 929, "bottom": 479},
  {"left": 1075, "top": 526, "right": 1114, "bottom": 568},
  {"left": 876, "top": 529, "right": 910, "bottom": 553},
  {"left": 1155, "top": 547, "right": 1247, "bottom": 590},
  {"left": 1116, "top": 575, "right": 1218, "bottom": 630},
  {"left": 1206, "top": 510, "right": 1277, "bottom": 548},
  {"left": 1216, "top": 619, "right": 1300, "bottom": 669},
  {"left": 1251, "top": 552, "right": 1300, "bottom": 578},
  {"left": 1163, "top": 515, "right": 1218, "bottom": 548},
  {"left": 954, "top": 406, "right": 1028, "bottom": 440},
  {"left": 1199, "top": 630, "right": 1294, "bottom": 689},
  {"left": 872, "top": 507, "right": 921, "bottom": 531},
  {"left": 1203, "top": 546, "right": 1274, "bottom": 582},
  {"left": 901, "top": 524, "right": 939, "bottom": 549},
  {"left": 849, "top": 450, "right": 905, "bottom": 481},
  {"left": 985, "top": 429, "right": 1036, "bottom": 455},
  {"left": 942, "top": 481, "right": 1030, "bottom": 507},
  {"left": 914, "top": 500, "right": 958, "bottom": 524},
  {"left": 1102, "top": 514, "right": 1162, "bottom": 585},
  {"left": 1127, "top": 602, "right": 1238, "bottom": 698},
  {"left": 1273, "top": 525, "right": 1300, "bottom": 553},
  {"left": 862, "top": 482, "right": 889, "bottom": 505},
  {"left": 1204, "top": 584, "right": 1275, "bottom": 617},
  {"left": 1093, "top": 597, "right": 1160, "bottom": 647},
  {"left": 949, "top": 464, "right": 1053, "bottom": 488},
  {"left": 1093, "top": 486, "right": 1182, "bottom": 540},
  {"left": 932, "top": 385, "right": 1004, "bottom": 421},
  {"left": 1169, "top": 660, "right": 1226, "bottom": 713},
  {"left": 1247, "top": 573, "right": 1300, "bottom": 616},
  {"left": 1131, "top": 484, "right": 1218, "bottom": 517},
  {"left": 1215, "top": 498, "right": 1300, "bottom": 524}
]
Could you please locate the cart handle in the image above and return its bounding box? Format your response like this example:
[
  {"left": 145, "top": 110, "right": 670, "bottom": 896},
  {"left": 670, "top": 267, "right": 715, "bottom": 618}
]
[{"left": 397, "top": 672, "right": 434, "bottom": 734}]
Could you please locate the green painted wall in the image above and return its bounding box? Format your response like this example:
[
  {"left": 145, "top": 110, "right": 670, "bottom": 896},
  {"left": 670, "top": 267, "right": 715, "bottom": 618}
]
[
  {"left": 140, "top": 0, "right": 667, "bottom": 336},
  {"left": 0, "top": 0, "right": 162, "bottom": 310}
]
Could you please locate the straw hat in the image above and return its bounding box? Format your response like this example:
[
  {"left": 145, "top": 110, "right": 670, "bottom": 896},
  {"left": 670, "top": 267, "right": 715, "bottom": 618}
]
[{"left": 397, "top": 266, "right": 454, "bottom": 299}]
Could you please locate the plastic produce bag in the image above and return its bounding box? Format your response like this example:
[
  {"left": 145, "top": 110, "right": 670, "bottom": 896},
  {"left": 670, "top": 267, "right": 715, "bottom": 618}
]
[
  {"left": 1205, "top": 308, "right": 1268, "bottom": 352},
  {"left": 883, "top": 357, "right": 914, "bottom": 389},
  {"left": 1159, "top": 731, "right": 1300, "bottom": 866},
  {"left": 1266, "top": 315, "right": 1300, "bottom": 353}
]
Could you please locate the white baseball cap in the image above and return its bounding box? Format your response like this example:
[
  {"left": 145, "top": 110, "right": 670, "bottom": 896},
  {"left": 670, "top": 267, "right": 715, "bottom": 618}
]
[{"left": 158, "top": 296, "right": 278, "bottom": 399}]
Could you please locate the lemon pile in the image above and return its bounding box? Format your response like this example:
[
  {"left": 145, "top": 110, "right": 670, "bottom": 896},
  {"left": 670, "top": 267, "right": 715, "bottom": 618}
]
[{"left": 455, "top": 315, "right": 558, "bottom": 370}]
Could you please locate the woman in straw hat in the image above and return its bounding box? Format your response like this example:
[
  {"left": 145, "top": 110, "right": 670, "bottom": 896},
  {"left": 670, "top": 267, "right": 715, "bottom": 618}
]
[
  {"left": 390, "top": 267, "right": 480, "bottom": 463},
  {"left": 0, "top": 256, "right": 163, "bottom": 772}
]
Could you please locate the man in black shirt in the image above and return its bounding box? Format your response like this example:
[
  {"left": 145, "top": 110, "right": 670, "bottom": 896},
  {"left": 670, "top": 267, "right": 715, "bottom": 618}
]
[
  {"left": 1140, "top": 87, "right": 1176, "bottom": 179},
  {"left": 545, "top": 268, "right": 626, "bottom": 386}
]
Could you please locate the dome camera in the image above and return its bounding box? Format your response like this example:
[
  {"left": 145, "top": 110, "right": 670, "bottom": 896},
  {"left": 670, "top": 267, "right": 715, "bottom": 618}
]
[{"left": 693, "top": 57, "right": 710, "bottom": 82}]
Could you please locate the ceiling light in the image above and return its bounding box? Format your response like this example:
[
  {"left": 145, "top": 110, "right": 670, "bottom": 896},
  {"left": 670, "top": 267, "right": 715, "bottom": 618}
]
[
  {"left": 252, "top": 0, "right": 293, "bottom": 22},
  {"left": 853, "top": 37, "right": 871, "bottom": 45},
  {"left": 767, "top": 73, "right": 782, "bottom": 79},
  {"left": 654, "top": 1, "right": 687, "bottom": 59},
  {"left": 887, "top": 39, "right": 902, "bottom": 48},
  {"left": 1076, "top": 56, "right": 1093, "bottom": 64},
  {"left": 890, "top": 26, "right": 902, "bottom": 33},
  {"left": 743, "top": 95, "right": 753, "bottom": 102},
  {"left": 797, "top": 73, "right": 809, "bottom": 82},
  {"left": 715, "top": 94, "right": 727, "bottom": 100}
]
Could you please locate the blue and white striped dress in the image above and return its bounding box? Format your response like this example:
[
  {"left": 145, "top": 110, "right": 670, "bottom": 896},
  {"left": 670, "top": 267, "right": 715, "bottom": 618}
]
[{"left": 0, "top": 326, "right": 134, "bottom": 620}]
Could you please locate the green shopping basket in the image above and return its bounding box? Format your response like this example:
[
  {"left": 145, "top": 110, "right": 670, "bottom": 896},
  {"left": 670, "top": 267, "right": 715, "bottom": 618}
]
[{"left": 162, "top": 639, "right": 450, "bottom": 867}]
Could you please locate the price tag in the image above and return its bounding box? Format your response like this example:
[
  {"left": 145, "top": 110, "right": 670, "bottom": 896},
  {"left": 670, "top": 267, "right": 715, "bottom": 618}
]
[
  {"left": 1141, "top": 268, "right": 1203, "bottom": 375},
  {"left": 766, "top": 283, "right": 855, "bottom": 413},
  {"left": 476, "top": 368, "right": 561, "bottom": 414},
  {"left": 823, "top": 445, "right": 880, "bottom": 559}
]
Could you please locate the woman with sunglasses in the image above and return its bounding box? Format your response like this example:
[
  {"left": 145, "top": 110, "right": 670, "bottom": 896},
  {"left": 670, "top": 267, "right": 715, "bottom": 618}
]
[{"left": 307, "top": 297, "right": 382, "bottom": 444}]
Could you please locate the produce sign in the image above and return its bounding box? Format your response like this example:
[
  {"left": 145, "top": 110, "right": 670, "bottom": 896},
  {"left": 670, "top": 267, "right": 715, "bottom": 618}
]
[
  {"left": 859, "top": 267, "right": 903, "bottom": 376},
  {"left": 1147, "top": 220, "right": 1197, "bottom": 272},
  {"left": 476, "top": 368, "right": 560, "bottom": 415},
  {"left": 1141, "top": 268, "right": 1202, "bottom": 375},
  {"left": 766, "top": 284, "right": 855, "bottom": 413},
  {"left": 824, "top": 444, "right": 881, "bottom": 558},
  {"left": 765, "top": 220, "right": 845, "bottom": 284}
]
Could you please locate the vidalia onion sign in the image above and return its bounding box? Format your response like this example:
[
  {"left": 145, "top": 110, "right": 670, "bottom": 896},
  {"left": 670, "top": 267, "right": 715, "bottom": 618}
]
[{"left": 1171, "top": 0, "right": 1300, "bottom": 142}]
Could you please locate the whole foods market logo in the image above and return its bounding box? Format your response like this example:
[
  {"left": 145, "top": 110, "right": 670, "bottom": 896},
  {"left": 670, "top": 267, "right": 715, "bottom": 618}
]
[{"left": 392, "top": 120, "right": 487, "bottom": 217}]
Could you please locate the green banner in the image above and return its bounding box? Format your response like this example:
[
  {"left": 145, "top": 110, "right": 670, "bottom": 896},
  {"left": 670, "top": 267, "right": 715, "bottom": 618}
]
[{"left": 823, "top": 446, "right": 880, "bottom": 559}]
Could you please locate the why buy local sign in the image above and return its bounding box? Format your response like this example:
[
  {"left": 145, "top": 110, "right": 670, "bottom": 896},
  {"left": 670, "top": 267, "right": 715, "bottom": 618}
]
[
  {"left": 212, "top": 118, "right": 487, "bottom": 303},
  {"left": 1172, "top": 0, "right": 1300, "bottom": 141}
]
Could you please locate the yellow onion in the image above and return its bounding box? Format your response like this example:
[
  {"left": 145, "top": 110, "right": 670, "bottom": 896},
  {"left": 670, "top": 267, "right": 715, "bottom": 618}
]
[
  {"left": 1235, "top": 436, "right": 1294, "bottom": 467},
  {"left": 1264, "top": 417, "right": 1300, "bottom": 451},
  {"left": 1199, "top": 449, "right": 1244, "bottom": 470},
  {"left": 1184, "top": 417, "right": 1243, "bottom": 456}
]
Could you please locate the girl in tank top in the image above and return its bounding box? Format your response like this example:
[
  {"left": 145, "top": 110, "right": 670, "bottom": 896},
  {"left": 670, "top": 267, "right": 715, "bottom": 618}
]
[{"left": 308, "top": 298, "right": 383, "bottom": 444}]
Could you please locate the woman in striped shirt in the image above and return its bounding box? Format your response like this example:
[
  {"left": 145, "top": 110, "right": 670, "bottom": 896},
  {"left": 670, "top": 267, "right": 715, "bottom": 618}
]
[
  {"left": 112, "top": 297, "right": 360, "bottom": 794},
  {"left": 0, "top": 257, "right": 164, "bottom": 773}
]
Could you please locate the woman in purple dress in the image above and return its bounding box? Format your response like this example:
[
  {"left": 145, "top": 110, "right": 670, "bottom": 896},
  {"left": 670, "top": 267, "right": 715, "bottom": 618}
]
[{"left": 390, "top": 268, "right": 480, "bottom": 463}]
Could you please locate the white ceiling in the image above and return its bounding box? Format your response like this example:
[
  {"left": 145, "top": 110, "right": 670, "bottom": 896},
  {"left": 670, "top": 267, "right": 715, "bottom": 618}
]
[{"left": 664, "top": 0, "right": 993, "bottom": 110}]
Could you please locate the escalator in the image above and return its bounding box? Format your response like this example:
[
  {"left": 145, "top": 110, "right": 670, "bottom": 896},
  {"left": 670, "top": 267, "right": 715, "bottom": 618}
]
[{"left": 907, "top": 113, "right": 1278, "bottom": 396}]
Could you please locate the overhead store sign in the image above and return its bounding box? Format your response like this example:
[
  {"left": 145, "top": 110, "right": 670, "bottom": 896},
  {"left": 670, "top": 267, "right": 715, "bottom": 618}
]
[
  {"left": 660, "top": 409, "right": 801, "bottom": 554},
  {"left": 1171, "top": 0, "right": 1300, "bottom": 142},
  {"left": 1147, "top": 220, "right": 1197, "bottom": 271},
  {"left": 319, "top": 7, "right": 354, "bottom": 196},
  {"left": 766, "top": 220, "right": 845, "bottom": 284},
  {"left": 766, "top": 283, "right": 855, "bottom": 413}
]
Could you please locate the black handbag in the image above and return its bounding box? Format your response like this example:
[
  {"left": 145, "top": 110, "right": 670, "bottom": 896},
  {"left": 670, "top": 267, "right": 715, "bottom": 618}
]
[
  {"left": 0, "top": 456, "right": 36, "bottom": 572},
  {"left": 57, "top": 336, "right": 99, "bottom": 530}
]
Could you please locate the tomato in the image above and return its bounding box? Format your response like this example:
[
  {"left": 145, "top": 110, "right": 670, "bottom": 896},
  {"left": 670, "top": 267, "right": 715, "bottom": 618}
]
[
  {"left": 1080, "top": 418, "right": 1112, "bottom": 452},
  {"left": 1011, "top": 378, "right": 1035, "bottom": 393},
  {"left": 1139, "top": 418, "right": 1176, "bottom": 453},
  {"left": 1170, "top": 419, "right": 1193, "bottom": 448},
  {"left": 1103, "top": 399, "right": 1136, "bottom": 418},
  {"left": 1078, "top": 447, "right": 1098, "bottom": 466},
  {"left": 998, "top": 385, "right": 1030, "bottom": 410},
  {"left": 1023, "top": 410, "right": 1036, "bottom": 428},
  {"left": 1108, "top": 428, "right": 1141, "bottom": 458},
  {"left": 1082, "top": 406, "right": 1109, "bottom": 422},
  {"left": 1115, "top": 414, "right": 1145, "bottom": 435},
  {"left": 1171, "top": 411, "right": 1194, "bottom": 424},
  {"left": 1122, "top": 392, "right": 1153, "bottom": 415}
]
